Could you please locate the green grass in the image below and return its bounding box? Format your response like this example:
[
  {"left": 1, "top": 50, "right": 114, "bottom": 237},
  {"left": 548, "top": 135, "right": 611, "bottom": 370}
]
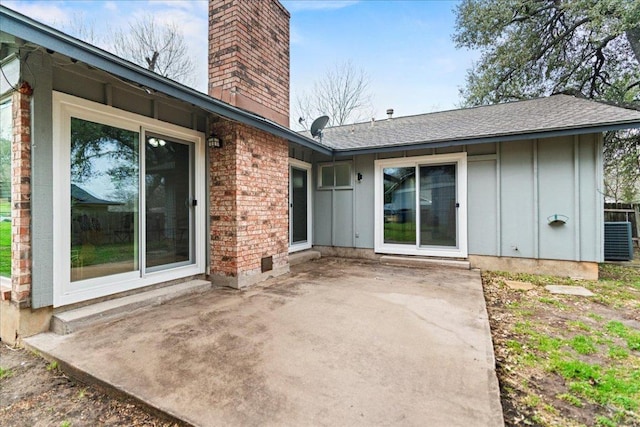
[
  {"left": 0, "top": 200, "right": 9, "bottom": 217},
  {"left": 383, "top": 222, "right": 415, "bottom": 243},
  {"left": 0, "top": 366, "right": 12, "bottom": 379},
  {"left": 0, "top": 220, "right": 10, "bottom": 277},
  {"left": 72, "top": 242, "right": 135, "bottom": 267},
  {"left": 485, "top": 265, "right": 640, "bottom": 426}
]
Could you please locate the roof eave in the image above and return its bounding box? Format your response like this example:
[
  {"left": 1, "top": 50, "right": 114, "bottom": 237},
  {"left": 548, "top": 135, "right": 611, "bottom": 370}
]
[
  {"left": 331, "top": 121, "right": 640, "bottom": 156},
  {"left": 0, "top": 6, "right": 332, "bottom": 156}
]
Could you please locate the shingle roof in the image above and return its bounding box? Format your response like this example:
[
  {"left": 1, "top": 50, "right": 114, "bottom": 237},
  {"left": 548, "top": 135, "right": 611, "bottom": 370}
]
[
  {"left": 71, "top": 184, "right": 121, "bottom": 206},
  {"left": 309, "top": 95, "right": 640, "bottom": 154}
]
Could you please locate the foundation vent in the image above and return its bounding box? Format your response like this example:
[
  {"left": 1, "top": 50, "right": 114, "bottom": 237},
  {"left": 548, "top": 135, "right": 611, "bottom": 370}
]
[{"left": 261, "top": 256, "right": 273, "bottom": 273}]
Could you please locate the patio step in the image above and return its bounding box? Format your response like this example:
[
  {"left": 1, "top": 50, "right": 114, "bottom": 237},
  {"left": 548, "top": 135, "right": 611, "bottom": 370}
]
[
  {"left": 51, "top": 279, "right": 211, "bottom": 335},
  {"left": 380, "top": 255, "right": 470, "bottom": 270},
  {"left": 289, "top": 250, "right": 321, "bottom": 266}
]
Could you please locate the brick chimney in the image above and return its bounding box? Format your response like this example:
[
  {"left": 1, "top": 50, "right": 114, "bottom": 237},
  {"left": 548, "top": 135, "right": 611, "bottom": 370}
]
[
  {"left": 208, "top": 0, "right": 290, "bottom": 127},
  {"left": 207, "top": 0, "right": 291, "bottom": 289}
]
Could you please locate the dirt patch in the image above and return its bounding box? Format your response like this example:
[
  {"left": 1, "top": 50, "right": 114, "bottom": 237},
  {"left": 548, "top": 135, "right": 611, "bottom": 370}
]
[
  {"left": 484, "top": 263, "right": 640, "bottom": 427},
  {"left": 0, "top": 345, "right": 186, "bottom": 427}
]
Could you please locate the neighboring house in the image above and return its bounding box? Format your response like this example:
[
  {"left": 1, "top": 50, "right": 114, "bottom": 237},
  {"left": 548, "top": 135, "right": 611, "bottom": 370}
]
[{"left": 1, "top": 0, "right": 639, "bottom": 345}]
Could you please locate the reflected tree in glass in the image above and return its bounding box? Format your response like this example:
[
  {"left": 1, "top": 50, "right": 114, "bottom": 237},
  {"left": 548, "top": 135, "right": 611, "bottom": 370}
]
[
  {"left": 70, "top": 118, "right": 139, "bottom": 282},
  {"left": 383, "top": 167, "right": 416, "bottom": 244}
]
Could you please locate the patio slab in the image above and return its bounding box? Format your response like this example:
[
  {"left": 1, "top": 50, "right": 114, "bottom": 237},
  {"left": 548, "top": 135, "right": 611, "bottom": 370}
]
[{"left": 26, "top": 258, "right": 503, "bottom": 427}]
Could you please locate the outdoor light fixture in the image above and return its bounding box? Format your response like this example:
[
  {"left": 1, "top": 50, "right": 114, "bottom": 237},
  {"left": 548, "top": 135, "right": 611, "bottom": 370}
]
[
  {"left": 207, "top": 134, "right": 222, "bottom": 148},
  {"left": 148, "top": 137, "right": 166, "bottom": 147}
]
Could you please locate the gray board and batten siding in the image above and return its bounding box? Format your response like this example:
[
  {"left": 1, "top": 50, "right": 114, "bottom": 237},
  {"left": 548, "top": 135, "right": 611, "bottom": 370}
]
[
  {"left": 300, "top": 95, "right": 640, "bottom": 264},
  {"left": 308, "top": 134, "right": 604, "bottom": 264}
]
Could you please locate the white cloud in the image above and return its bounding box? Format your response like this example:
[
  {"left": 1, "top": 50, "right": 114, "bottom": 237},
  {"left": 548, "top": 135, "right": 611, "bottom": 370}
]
[
  {"left": 103, "top": 1, "right": 118, "bottom": 12},
  {"left": 290, "top": 26, "right": 304, "bottom": 45},
  {"left": 3, "top": 1, "right": 71, "bottom": 26},
  {"left": 282, "top": 0, "right": 359, "bottom": 13},
  {"left": 146, "top": 0, "right": 206, "bottom": 13}
]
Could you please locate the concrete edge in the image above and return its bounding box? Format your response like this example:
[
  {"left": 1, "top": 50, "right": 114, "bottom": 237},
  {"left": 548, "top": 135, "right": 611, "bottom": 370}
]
[
  {"left": 289, "top": 250, "right": 321, "bottom": 266},
  {"left": 380, "top": 255, "right": 470, "bottom": 269},
  {"left": 472, "top": 271, "right": 506, "bottom": 426},
  {"left": 23, "top": 334, "right": 195, "bottom": 427},
  {"left": 51, "top": 280, "right": 212, "bottom": 335}
]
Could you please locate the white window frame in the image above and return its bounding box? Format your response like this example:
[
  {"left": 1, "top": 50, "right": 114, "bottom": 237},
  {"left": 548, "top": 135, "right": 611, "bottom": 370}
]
[
  {"left": 289, "top": 158, "right": 313, "bottom": 253},
  {"left": 52, "top": 91, "right": 206, "bottom": 307},
  {"left": 374, "top": 153, "right": 468, "bottom": 258},
  {"left": 317, "top": 161, "right": 353, "bottom": 189}
]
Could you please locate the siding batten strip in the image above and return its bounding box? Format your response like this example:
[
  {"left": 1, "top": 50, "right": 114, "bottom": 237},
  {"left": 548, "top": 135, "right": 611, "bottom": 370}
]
[
  {"left": 574, "top": 135, "right": 581, "bottom": 260},
  {"left": 496, "top": 143, "right": 502, "bottom": 257},
  {"left": 596, "top": 135, "right": 604, "bottom": 261},
  {"left": 533, "top": 140, "right": 539, "bottom": 259},
  {"left": 352, "top": 154, "right": 357, "bottom": 247}
]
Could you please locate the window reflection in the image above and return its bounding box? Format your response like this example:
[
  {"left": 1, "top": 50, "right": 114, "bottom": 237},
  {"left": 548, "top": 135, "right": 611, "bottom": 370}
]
[
  {"left": 70, "top": 118, "right": 139, "bottom": 282},
  {"left": 419, "top": 164, "right": 457, "bottom": 247},
  {"left": 0, "top": 99, "right": 11, "bottom": 278},
  {"left": 383, "top": 167, "right": 416, "bottom": 244},
  {"left": 145, "top": 137, "right": 191, "bottom": 269}
]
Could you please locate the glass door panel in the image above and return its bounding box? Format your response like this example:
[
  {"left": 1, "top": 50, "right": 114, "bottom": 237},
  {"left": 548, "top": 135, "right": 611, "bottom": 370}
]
[
  {"left": 383, "top": 167, "right": 416, "bottom": 244},
  {"left": 70, "top": 118, "right": 139, "bottom": 282},
  {"left": 145, "top": 136, "right": 192, "bottom": 270},
  {"left": 419, "top": 164, "right": 457, "bottom": 247},
  {"left": 291, "top": 166, "right": 308, "bottom": 244}
]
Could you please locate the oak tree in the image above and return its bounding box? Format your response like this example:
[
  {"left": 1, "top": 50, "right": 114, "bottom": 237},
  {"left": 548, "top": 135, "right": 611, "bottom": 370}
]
[{"left": 454, "top": 0, "right": 640, "bottom": 202}]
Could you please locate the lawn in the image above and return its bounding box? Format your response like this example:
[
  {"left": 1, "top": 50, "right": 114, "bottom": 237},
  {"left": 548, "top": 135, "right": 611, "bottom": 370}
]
[
  {"left": 484, "top": 260, "right": 640, "bottom": 426},
  {"left": 384, "top": 221, "right": 416, "bottom": 243},
  {"left": 0, "top": 221, "right": 9, "bottom": 277}
]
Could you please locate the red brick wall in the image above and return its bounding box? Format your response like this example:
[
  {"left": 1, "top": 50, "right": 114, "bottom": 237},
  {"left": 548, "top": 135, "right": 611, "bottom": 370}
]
[
  {"left": 208, "top": 0, "right": 290, "bottom": 127},
  {"left": 209, "top": 119, "right": 289, "bottom": 281},
  {"left": 11, "top": 85, "right": 32, "bottom": 306}
]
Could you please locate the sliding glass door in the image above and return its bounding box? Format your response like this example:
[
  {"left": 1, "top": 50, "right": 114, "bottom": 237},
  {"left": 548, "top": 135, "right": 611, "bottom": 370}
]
[
  {"left": 375, "top": 153, "right": 467, "bottom": 258},
  {"left": 69, "top": 122, "right": 194, "bottom": 282},
  {"left": 54, "top": 92, "right": 205, "bottom": 307}
]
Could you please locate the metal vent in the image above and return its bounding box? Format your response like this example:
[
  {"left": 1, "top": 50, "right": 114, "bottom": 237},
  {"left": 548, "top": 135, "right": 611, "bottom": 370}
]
[{"left": 604, "top": 222, "right": 634, "bottom": 261}]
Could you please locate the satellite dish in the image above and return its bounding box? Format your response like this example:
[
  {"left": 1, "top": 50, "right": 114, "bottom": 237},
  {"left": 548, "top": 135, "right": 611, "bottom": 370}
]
[{"left": 310, "top": 115, "right": 329, "bottom": 138}]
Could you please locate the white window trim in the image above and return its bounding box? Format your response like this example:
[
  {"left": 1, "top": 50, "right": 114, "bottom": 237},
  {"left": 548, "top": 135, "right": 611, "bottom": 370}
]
[
  {"left": 289, "top": 158, "right": 313, "bottom": 253},
  {"left": 374, "top": 153, "right": 468, "bottom": 258},
  {"left": 52, "top": 91, "right": 206, "bottom": 307},
  {"left": 317, "top": 161, "right": 353, "bottom": 190}
]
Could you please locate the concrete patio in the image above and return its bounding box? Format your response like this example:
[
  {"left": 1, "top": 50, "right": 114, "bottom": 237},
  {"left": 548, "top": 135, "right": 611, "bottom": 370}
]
[{"left": 26, "top": 258, "right": 503, "bottom": 426}]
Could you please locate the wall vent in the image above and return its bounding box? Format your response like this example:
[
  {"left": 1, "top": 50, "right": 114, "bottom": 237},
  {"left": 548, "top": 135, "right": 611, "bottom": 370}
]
[
  {"left": 604, "top": 222, "right": 634, "bottom": 261},
  {"left": 261, "top": 256, "right": 273, "bottom": 273}
]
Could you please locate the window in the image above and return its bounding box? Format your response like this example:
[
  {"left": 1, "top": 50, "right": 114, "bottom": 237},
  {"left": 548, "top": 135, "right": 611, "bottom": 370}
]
[
  {"left": 318, "top": 162, "right": 352, "bottom": 189},
  {"left": 0, "top": 98, "right": 12, "bottom": 278}
]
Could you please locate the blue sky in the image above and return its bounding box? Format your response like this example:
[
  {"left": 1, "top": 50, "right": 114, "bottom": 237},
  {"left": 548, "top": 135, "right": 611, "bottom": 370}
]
[{"left": 3, "top": 0, "right": 478, "bottom": 126}]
